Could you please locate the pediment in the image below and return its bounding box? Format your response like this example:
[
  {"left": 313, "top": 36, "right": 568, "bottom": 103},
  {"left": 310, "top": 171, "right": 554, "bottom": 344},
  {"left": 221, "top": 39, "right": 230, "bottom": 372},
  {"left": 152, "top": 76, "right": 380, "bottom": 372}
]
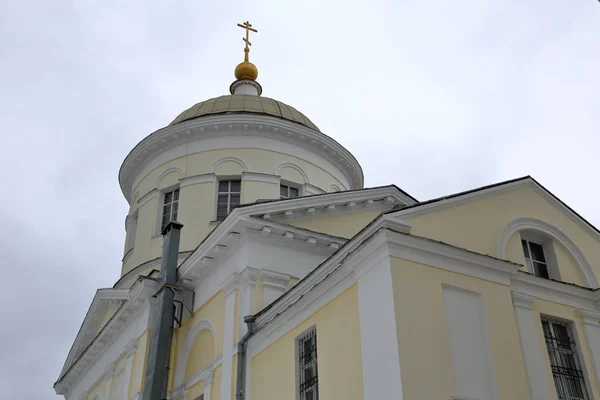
[{"left": 58, "top": 288, "right": 129, "bottom": 379}]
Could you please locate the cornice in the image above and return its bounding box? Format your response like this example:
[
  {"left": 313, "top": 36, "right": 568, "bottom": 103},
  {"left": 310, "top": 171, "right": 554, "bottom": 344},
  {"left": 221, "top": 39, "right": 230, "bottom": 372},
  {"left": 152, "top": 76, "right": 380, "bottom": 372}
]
[
  {"left": 242, "top": 171, "right": 281, "bottom": 184},
  {"left": 119, "top": 114, "right": 364, "bottom": 202},
  {"left": 54, "top": 278, "right": 156, "bottom": 395},
  {"left": 580, "top": 308, "right": 600, "bottom": 327},
  {"left": 511, "top": 291, "right": 536, "bottom": 310}
]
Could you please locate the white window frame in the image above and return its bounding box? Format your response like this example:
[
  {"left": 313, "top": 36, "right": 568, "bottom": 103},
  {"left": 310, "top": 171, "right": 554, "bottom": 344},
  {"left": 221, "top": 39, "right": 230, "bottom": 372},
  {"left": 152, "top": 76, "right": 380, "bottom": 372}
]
[
  {"left": 295, "top": 326, "right": 319, "bottom": 400},
  {"left": 155, "top": 185, "right": 180, "bottom": 235},
  {"left": 520, "top": 231, "right": 561, "bottom": 280},
  {"left": 215, "top": 177, "right": 242, "bottom": 221},
  {"left": 280, "top": 181, "right": 301, "bottom": 200}
]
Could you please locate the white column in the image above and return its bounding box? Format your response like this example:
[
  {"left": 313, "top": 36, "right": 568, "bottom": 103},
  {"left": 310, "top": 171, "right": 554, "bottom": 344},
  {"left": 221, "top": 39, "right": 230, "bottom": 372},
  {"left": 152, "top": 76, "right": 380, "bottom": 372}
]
[
  {"left": 220, "top": 274, "right": 239, "bottom": 400},
  {"left": 579, "top": 309, "right": 600, "bottom": 383},
  {"left": 511, "top": 291, "right": 553, "bottom": 400},
  {"left": 355, "top": 256, "right": 403, "bottom": 400},
  {"left": 122, "top": 340, "right": 137, "bottom": 400},
  {"left": 103, "top": 362, "right": 117, "bottom": 400},
  {"left": 238, "top": 268, "right": 258, "bottom": 339},
  {"left": 203, "top": 370, "right": 214, "bottom": 400},
  {"left": 261, "top": 270, "right": 289, "bottom": 308}
]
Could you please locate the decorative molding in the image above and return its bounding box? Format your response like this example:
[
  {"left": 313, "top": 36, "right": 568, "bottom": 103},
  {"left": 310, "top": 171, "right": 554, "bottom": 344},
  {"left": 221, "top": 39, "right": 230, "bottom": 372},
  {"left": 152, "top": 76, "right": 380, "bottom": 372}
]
[
  {"left": 173, "top": 320, "right": 217, "bottom": 388},
  {"left": 275, "top": 162, "right": 310, "bottom": 184},
  {"left": 136, "top": 188, "right": 160, "bottom": 208},
  {"left": 123, "top": 339, "right": 137, "bottom": 357},
  {"left": 78, "top": 391, "right": 89, "bottom": 400},
  {"left": 156, "top": 167, "right": 184, "bottom": 188},
  {"left": 304, "top": 183, "right": 326, "bottom": 194},
  {"left": 54, "top": 278, "right": 156, "bottom": 395},
  {"left": 242, "top": 172, "right": 281, "bottom": 184},
  {"left": 220, "top": 273, "right": 241, "bottom": 296},
  {"left": 211, "top": 156, "right": 249, "bottom": 173},
  {"left": 261, "top": 270, "right": 290, "bottom": 290},
  {"left": 118, "top": 114, "right": 364, "bottom": 201},
  {"left": 511, "top": 291, "right": 536, "bottom": 311},
  {"left": 580, "top": 309, "right": 600, "bottom": 327},
  {"left": 498, "top": 217, "right": 597, "bottom": 288},
  {"left": 179, "top": 173, "right": 216, "bottom": 187}
]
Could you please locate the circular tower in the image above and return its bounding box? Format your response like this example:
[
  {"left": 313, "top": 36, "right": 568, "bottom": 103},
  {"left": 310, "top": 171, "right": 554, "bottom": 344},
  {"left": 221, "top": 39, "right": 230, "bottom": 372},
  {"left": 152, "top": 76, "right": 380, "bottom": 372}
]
[{"left": 116, "top": 35, "right": 363, "bottom": 288}]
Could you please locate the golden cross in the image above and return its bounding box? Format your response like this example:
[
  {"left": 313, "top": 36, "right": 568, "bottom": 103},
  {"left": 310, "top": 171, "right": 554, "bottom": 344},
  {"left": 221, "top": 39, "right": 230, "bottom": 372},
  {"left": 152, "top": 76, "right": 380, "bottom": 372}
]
[{"left": 237, "top": 21, "right": 258, "bottom": 62}]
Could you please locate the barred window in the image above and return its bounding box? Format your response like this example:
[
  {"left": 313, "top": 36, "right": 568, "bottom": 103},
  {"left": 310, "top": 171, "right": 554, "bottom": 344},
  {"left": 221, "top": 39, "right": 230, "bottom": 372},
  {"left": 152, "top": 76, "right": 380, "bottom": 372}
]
[
  {"left": 161, "top": 188, "right": 179, "bottom": 230},
  {"left": 297, "top": 328, "right": 319, "bottom": 400},
  {"left": 217, "top": 180, "right": 241, "bottom": 221},
  {"left": 542, "top": 317, "right": 590, "bottom": 400}
]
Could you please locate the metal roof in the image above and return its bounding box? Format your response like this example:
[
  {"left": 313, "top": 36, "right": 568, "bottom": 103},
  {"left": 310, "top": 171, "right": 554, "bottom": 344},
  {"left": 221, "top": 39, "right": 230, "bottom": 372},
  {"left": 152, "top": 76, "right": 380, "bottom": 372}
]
[{"left": 169, "top": 94, "right": 321, "bottom": 132}]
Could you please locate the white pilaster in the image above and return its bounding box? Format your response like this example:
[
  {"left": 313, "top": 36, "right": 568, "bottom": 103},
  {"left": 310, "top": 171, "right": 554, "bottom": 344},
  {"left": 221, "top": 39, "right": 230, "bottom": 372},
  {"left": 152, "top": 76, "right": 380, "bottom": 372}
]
[
  {"left": 511, "top": 291, "right": 553, "bottom": 400},
  {"left": 355, "top": 255, "right": 403, "bottom": 400},
  {"left": 103, "top": 363, "right": 116, "bottom": 400},
  {"left": 220, "top": 274, "right": 239, "bottom": 400},
  {"left": 238, "top": 268, "right": 258, "bottom": 339},
  {"left": 261, "top": 270, "right": 289, "bottom": 308},
  {"left": 122, "top": 340, "right": 137, "bottom": 400},
  {"left": 203, "top": 370, "right": 214, "bottom": 400},
  {"left": 579, "top": 309, "right": 600, "bottom": 384}
]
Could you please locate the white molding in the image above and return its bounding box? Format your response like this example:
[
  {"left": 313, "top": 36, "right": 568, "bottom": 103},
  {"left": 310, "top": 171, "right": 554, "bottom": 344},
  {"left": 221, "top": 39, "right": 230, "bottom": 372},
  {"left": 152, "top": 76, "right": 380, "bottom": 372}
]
[
  {"left": 211, "top": 156, "right": 249, "bottom": 173},
  {"left": 136, "top": 188, "right": 160, "bottom": 208},
  {"left": 580, "top": 309, "right": 600, "bottom": 327},
  {"left": 119, "top": 114, "right": 364, "bottom": 202},
  {"left": 123, "top": 340, "right": 137, "bottom": 357},
  {"left": 54, "top": 279, "right": 156, "bottom": 395},
  {"left": 220, "top": 273, "right": 241, "bottom": 296},
  {"left": 173, "top": 319, "right": 217, "bottom": 388},
  {"left": 179, "top": 173, "right": 216, "bottom": 187},
  {"left": 498, "top": 217, "right": 597, "bottom": 288},
  {"left": 511, "top": 290, "right": 554, "bottom": 400},
  {"left": 385, "top": 229, "right": 521, "bottom": 285},
  {"left": 357, "top": 255, "right": 404, "bottom": 400},
  {"left": 275, "top": 162, "right": 310, "bottom": 185},
  {"left": 511, "top": 272, "right": 597, "bottom": 311},
  {"left": 242, "top": 171, "right": 281, "bottom": 184},
  {"left": 171, "top": 355, "right": 222, "bottom": 398},
  {"left": 58, "top": 289, "right": 130, "bottom": 379},
  {"left": 220, "top": 283, "right": 237, "bottom": 400},
  {"left": 156, "top": 167, "right": 184, "bottom": 188}
]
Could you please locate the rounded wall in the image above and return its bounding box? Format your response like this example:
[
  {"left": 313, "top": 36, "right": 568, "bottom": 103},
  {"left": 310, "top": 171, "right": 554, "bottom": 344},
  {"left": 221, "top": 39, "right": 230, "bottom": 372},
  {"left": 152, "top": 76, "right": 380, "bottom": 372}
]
[{"left": 119, "top": 115, "right": 362, "bottom": 281}]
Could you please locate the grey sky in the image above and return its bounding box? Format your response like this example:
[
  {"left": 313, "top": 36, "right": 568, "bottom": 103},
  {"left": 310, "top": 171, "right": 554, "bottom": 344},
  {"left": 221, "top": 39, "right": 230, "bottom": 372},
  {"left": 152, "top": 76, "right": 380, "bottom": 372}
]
[{"left": 1, "top": 0, "right": 598, "bottom": 398}]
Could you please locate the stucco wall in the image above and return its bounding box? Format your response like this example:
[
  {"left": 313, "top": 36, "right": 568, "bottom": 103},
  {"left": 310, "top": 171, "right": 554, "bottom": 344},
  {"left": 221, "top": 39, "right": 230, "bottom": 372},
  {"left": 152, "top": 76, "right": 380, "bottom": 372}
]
[
  {"left": 406, "top": 186, "right": 599, "bottom": 286},
  {"left": 250, "top": 285, "right": 363, "bottom": 400},
  {"left": 390, "top": 257, "right": 531, "bottom": 400}
]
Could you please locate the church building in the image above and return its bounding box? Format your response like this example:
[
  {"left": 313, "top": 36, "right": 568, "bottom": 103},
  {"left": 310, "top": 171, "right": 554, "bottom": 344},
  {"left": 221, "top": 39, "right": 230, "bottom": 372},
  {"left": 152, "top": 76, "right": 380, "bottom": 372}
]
[{"left": 55, "top": 22, "right": 600, "bottom": 400}]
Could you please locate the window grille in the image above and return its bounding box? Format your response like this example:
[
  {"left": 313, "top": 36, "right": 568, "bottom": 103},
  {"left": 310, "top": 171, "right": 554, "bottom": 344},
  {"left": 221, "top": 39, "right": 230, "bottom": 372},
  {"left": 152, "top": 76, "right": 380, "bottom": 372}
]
[
  {"left": 161, "top": 188, "right": 180, "bottom": 230},
  {"left": 297, "top": 329, "right": 319, "bottom": 400},
  {"left": 217, "top": 180, "right": 241, "bottom": 221},
  {"left": 522, "top": 239, "right": 550, "bottom": 279},
  {"left": 542, "top": 318, "right": 590, "bottom": 400},
  {"left": 280, "top": 184, "right": 299, "bottom": 199}
]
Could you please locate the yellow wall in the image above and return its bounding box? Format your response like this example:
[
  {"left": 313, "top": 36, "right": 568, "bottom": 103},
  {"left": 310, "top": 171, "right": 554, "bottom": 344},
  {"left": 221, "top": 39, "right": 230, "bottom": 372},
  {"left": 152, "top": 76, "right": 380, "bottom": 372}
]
[
  {"left": 390, "top": 257, "right": 531, "bottom": 400},
  {"left": 251, "top": 285, "right": 363, "bottom": 400},
  {"left": 288, "top": 210, "right": 380, "bottom": 239},
  {"left": 170, "top": 291, "right": 226, "bottom": 388},
  {"left": 533, "top": 299, "right": 600, "bottom": 399},
  {"left": 129, "top": 329, "right": 150, "bottom": 398},
  {"left": 406, "top": 186, "right": 600, "bottom": 286},
  {"left": 185, "top": 329, "right": 216, "bottom": 381},
  {"left": 121, "top": 147, "right": 348, "bottom": 278}
]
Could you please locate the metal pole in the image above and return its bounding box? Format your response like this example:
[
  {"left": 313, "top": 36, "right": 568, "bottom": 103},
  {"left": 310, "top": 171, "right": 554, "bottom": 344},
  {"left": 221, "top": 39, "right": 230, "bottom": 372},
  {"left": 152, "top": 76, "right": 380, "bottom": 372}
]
[{"left": 142, "top": 221, "right": 184, "bottom": 400}]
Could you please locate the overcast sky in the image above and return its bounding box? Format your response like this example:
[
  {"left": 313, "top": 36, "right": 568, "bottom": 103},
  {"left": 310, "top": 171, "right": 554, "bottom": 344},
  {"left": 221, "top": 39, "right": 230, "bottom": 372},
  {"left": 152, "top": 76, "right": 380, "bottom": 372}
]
[{"left": 1, "top": 0, "right": 599, "bottom": 398}]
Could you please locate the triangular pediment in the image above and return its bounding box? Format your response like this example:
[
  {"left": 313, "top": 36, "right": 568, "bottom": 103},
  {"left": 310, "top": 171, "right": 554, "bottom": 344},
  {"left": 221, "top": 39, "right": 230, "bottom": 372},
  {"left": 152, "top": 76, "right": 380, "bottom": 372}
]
[{"left": 58, "top": 288, "right": 129, "bottom": 378}]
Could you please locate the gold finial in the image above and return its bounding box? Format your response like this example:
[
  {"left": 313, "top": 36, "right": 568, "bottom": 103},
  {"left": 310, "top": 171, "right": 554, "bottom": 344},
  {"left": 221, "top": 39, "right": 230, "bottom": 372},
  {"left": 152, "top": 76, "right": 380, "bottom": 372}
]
[
  {"left": 234, "top": 21, "right": 259, "bottom": 81},
  {"left": 237, "top": 21, "right": 258, "bottom": 62}
]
